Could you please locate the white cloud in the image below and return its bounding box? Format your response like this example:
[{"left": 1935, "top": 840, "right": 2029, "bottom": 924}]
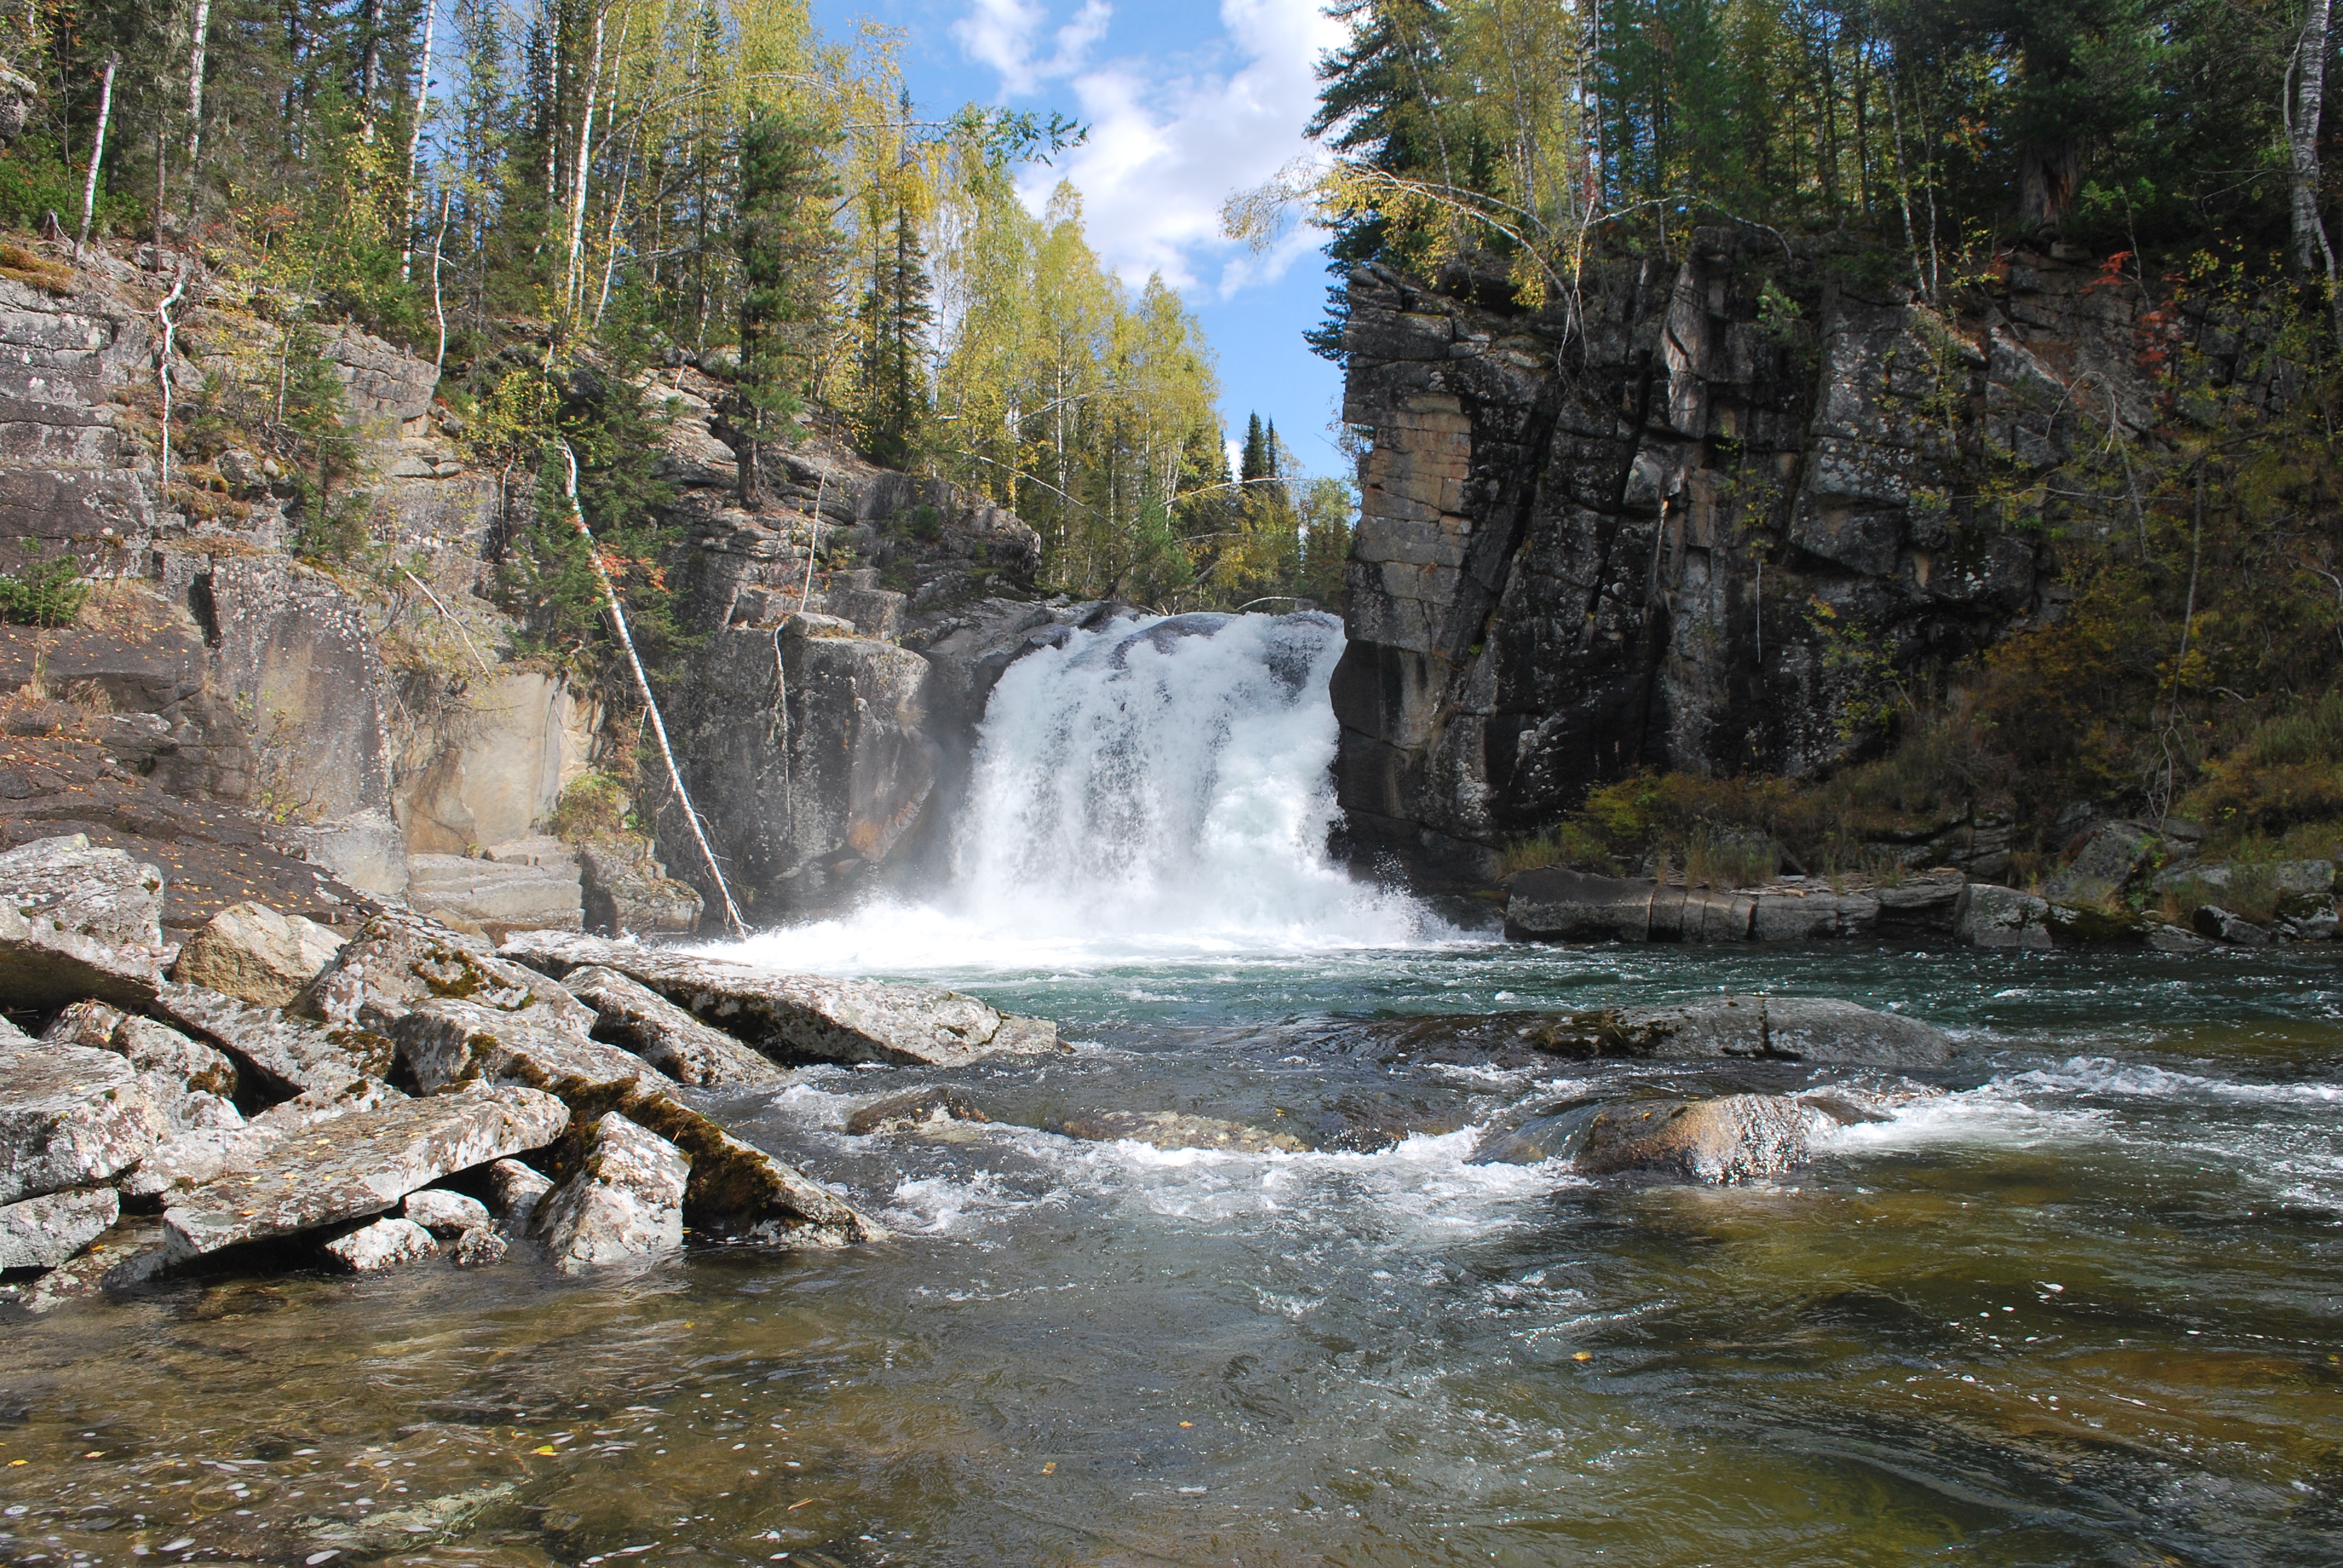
[
  {"left": 962, "top": 0, "right": 1342, "bottom": 299},
  {"left": 953, "top": 0, "right": 1112, "bottom": 98}
]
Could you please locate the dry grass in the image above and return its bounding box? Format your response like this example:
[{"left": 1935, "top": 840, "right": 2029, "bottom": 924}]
[{"left": 0, "top": 243, "right": 76, "bottom": 296}]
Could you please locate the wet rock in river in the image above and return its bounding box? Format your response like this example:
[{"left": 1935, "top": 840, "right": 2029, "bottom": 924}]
[
  {"left": 1795, "top": 1076, "right": 1946, "bottom": 1125},
  {"left": 532, "top": 1112, "right": 688, "bottom": 1272},
  {"left": 2194, "top": 905, "right": 2270, "bottom": 947},
  {"left": 172, "top": 900, "right": 347, "bottom": 1007},
  {"left": 0, "top": 1040, "right": 169, "bottom": 1201},
  {"left": 391, "top": 997, "right": 883, "bottom": 1247},
  {"left": 325, "top": 1216, "right": 440, "bottom": 1272},
  {"left": 559, "top": 964, "right": 790, "bottom": 1091},
  {"left": 17, "top": 1212, "right": 167, "bottom": 1311},
  {"left": 1575, "top": 1094, "right": 1821, "bottom": 1183},
  {"left": 845, "top": 1086, "right": 993, "bottom": 1136},
  {"left": 502, "top": 930, "right": 1061, "bottom": 1068},
  {"left": 0, "top": 1185, "right": 119, "bottom": 1269},
  {"left": 404, "top": 1187, "right": 491, "bottom": 1236},
  {"left": 1522, "top": 995, "right": 1950, "bottom": 1070},
  {"left": 157, "top": 1082, "right": 568, "bottom": 1263},
  {"left": 451, "top": 1224, "right": 508, "bottom": 1267},
  {"left": 1049, "top": 1110, "right": 1309, "bottom": 1154}
]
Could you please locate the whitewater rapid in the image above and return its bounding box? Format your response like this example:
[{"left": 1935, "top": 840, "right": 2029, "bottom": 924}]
[{"left": 723, "top": 610, "right": 1449, "bottom": 972}]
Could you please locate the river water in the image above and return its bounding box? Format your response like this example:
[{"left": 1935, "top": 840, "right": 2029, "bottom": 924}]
[{"left": 5, "top": 615, "right": 2341, "bottom": 1567}]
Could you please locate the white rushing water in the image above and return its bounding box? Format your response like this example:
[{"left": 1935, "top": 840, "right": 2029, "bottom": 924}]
[{"left": 724, "top": 611, "right": 1446, "bottom": 972}]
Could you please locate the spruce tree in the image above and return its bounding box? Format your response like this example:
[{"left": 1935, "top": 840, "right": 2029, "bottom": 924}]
[{"left": 733, "top": 106, "right": 838, "bottom": 508}]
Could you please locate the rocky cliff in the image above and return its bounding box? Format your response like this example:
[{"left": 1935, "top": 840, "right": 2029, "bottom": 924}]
[{"left": 1332, "top": 230, "right": 2200, "bottom": 886}]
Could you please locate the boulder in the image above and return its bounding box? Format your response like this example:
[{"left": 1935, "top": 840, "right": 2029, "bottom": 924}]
[
  {"left": 559, "top": 964, "right": 790, "bottom": 1091},
  {"left": 1576, "top": 1094, "right": 1823, "bottom": 1182},
  {"left": 1049, "top": 1110, "right": 1308, "bottom": 1154},
  {"left": 154, "top": 981, "right": 394, "bottom": 1098},
  {"left": 846, "top": 1086, "right": 994, "bottom": 1136},
  {"left": 324, "top": 1217, "right": 440, "bottom": 1272},
  {"left": 0, "top": 1186, "right": 120, "bottom": 1269},
  {"left": 404, "top": 1187, "right": 491, "bottom": 1236},
  {"left": 532, "top": 1112, "right": 687, "bottom": 1272},
  {"left": 1748, "top": 886, "right": 1880, "bottom": 941},
  {"left": 0, "top": 834, "right": 166, "bottom": 949},
  {"left": 502, "top": 930, "right": 1060, "bottom": 1067},
  {"left": 0, "top": 1041, "right": 168, "bottom": 1202},
  {"left": 485, "top": 1157, "right": 551, "bottom": 1227},
  {"left": 388, "top": 997, "right": 881, "bottom": 1245},
  {"left": 1795, "top": 1076, "right": 1947, "bottom": 1125},
  {"left": 296, "top": 910, "right": 596, "bottom": 1035},
  {"left": 579, "top": 842, "right": 703, "bottom": 936},
  {"left": 0, "top": 888, "right": 159, "bottom": 1010},
  {"left": 16, "top": 1212, "right": 169, "bottom": 1312},
  {"left": 39, "top": 998, "right": 126, "bottom": 1048},
  {"left": 2194, "top": 904, "right": 2270, "bottom": 946},
  {"left": 1954, "top": 883, "right": 2054, "bottom": 949},
  {"left": 118, "top": 1123, "right": 288, "bottom": 1199},
  {"left": 404, "top": 852, "right": 584, "bottom": 938},
  {"left": 172, "top": 901, "right": 347, "bottom": 1006},
  {"left": 105, "top": 1015, "right": 239, "bottom": 1100},
  {"left": 2044, "top": 820, "right": 2166, "bottom": 904},
  {"left": 1520, "top": 994, "right": 1950, "bottom": 1070},
  {"left": 158, "top": 1083, "right": 568, "bottom": 1262}
]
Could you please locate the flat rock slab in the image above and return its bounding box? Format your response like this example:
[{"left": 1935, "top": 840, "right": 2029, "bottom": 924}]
[
  {"left": 154, "top": 981, "right": 395, "bottom": 1097},
  {"left": 0, "top": 1041, "right": 169, "bottom": 1201},
  {"left": 159, "top": 1083, "right": 568, "bottom": 1262},
  {"left": 0, "top": 1184, "right": 120, "bottom": 1267},
  {"left": 560, "top": 964, "right": 791, "bottom": 1091},
  {"left": 390, "top": 998, "right": 881, "bottom": 1246},
  {"left": 0, "top": 892, "right": 159, "bottom": 1010},
  {"left": 503, "top": 931, "right": 1060, "bottom": 1067},
  {"left": 303, "top": 911, "right": 595, "bottom": 1034},
  {"left": 1516, "top": 995, "right": 1950, "bottom": 1070},
  {"left": 0, "top": 833, "right": 166, "bottom": 949}
]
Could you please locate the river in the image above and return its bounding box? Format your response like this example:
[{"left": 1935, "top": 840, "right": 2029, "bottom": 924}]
[{"left": 4, "top": 614, "right": 2339, "bottom": 1566}]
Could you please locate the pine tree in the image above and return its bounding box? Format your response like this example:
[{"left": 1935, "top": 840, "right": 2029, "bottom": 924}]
[
  {"left": 856, "top": 204, "right": 934, "bottom": 469},
  {"left": 732, "top": 106, "right": 839, "bottom": 508}
]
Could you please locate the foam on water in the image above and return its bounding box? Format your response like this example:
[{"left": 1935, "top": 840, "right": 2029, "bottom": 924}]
[{"left": 711, "top": 612, "right": 1449, "bottom": 974}]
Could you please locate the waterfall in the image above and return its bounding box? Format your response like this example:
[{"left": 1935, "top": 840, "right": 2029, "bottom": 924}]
[{"left": 740, "top": 611, "right": 1440, "bottom": 970}]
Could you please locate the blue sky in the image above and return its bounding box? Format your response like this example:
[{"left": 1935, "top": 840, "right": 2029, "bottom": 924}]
[{"left": 808, "top": 0, "right": 1352, "bottom": 477}]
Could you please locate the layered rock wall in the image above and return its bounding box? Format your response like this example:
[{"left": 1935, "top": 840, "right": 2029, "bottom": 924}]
[{"left": 1334, "top": 232, "right": 2178, "bottom": 884}]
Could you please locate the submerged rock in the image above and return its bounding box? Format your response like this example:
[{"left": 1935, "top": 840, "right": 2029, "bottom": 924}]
[
  {"left": 0, "top": 1040, "right": 169, "bottom": 1202},
  {"left": 0, "top": 1186, "right": 120, "bottom": 1269},
  {"left": 846, "top": 1086, "right": 994, "bottom": 1136},
  {"left": 159, "top": 1083, "right": 568, "bottom": 1263},
  {"left": 1518, "top": 995, "right": 1950, "bottom": 1070},
  {"left": 1050, "top": 1110, "right": 1309, "bottom": 1154},
  {"left": 325, "top": 1216, "right": 440, "bottom": 1272},
  {"left": 172, "top": 900, "right": 347, "bottom": 1006},
  {"left": 533, "top": 1112, "right": 688, "bottom": 1272},
  {"left": 502, "top": 930, "right": 1060, "bottom": 1067},
  {"left": 559, "top": 964, "right": 790, "bottom": 1091}
]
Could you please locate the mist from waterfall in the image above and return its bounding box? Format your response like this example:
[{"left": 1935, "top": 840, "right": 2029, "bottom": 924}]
[{"left": 732, "top": 611, "right": 1446, "bottom": 972}]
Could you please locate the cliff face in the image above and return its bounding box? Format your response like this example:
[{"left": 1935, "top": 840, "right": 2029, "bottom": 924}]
[{"left": 1332, "top": 230, "right": 2175, "bottom": 885}]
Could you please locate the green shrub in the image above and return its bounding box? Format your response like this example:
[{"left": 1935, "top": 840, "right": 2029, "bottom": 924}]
[
  {"left": 0, "top": 540, "right": 88, "bottom": 626},
  {"left": 548, "top": 771, "right": 632, "bottom": 843}
]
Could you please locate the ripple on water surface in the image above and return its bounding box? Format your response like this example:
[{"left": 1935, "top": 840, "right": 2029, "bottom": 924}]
[{"left": 5, "top": 941, "right": 2342, "bottom": 1567}]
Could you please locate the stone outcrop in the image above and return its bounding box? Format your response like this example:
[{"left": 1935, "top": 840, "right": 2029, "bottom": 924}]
[
  {"left": 1331, "top": 239, "right": 2175, "bottom": 883},
  {"left": 158, "top": 1082, "right": 567, "bottom": 1261},
  {"left": 0, "top": 834, "right": 166, "bottom": 949},
  {"left": 394, "top": 671, "right": 598, "bottom": 855},
  {"left": 172, "top": 900, "right": 346, "bottom": 1005},
  {"left": 0, "top": 1185, "right": 119, "bottom": 1268},
  {"left": 154, "top": 982, "right": 393, "bottom": 1096},
  {"left": 502, "top": 930, "right": 1061, "bottom": 1067},
  {"left": 1506, "top": 866, "right": 1965, "bottom": 942},
  {"left": 404, "top": 848, "right": 584, "bottom": 938},
  {"left": 1499, "top": 994, "right": 1950, "bottom": 1070},
  {"left": 532, "top": 1111, "right": 687, "bottom": 1272},
  {"left": 293, "top": 910, "right": 596, "bottom": 1035},
  {"left": 324, "top": 1215, "right": 441, "bottom": 1271},
  {"left": 577, "top": 842, "right": 703, "bottom": 936},
  {"left": 0, "top": 1039, "right": 168, "bottom": 1201},
  {"left": 559, "top": 964, "right": 791, "bottom": 1091}
]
